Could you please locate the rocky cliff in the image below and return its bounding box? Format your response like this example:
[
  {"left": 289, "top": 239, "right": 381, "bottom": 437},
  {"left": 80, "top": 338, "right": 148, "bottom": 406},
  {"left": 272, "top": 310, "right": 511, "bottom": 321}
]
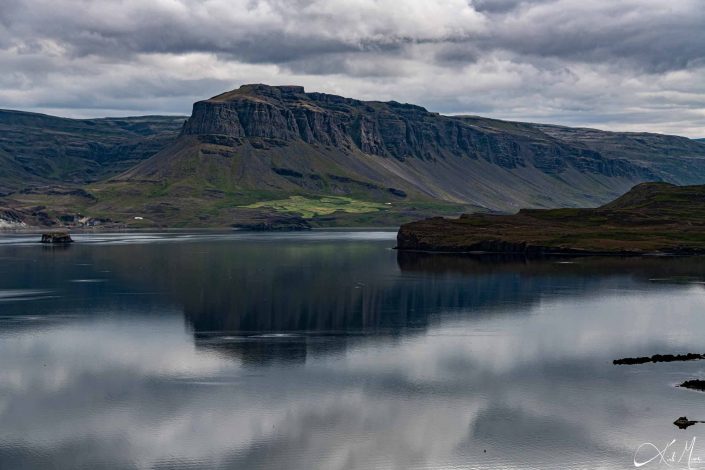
[{"left": 176, "top": 84, "right": 659, "bottom": 181}]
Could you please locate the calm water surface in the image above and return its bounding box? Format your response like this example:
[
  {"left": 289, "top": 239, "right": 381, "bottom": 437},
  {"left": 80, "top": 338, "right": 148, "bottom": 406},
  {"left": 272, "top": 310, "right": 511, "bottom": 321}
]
[{"left": 2, "top": 231, "right": 705, "bottom": 469}]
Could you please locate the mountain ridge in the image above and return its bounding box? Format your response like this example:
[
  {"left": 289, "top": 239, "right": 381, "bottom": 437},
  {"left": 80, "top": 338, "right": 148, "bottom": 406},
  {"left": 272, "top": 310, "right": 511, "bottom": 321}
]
[{"left": 2, "top": 84, "right": 705, "bottom": 228}]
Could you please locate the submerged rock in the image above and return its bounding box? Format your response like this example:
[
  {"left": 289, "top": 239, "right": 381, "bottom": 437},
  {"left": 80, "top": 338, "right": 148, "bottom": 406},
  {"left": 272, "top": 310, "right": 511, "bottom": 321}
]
[{"left": 40, "top": 232, "right": 73, "bottom": 244}]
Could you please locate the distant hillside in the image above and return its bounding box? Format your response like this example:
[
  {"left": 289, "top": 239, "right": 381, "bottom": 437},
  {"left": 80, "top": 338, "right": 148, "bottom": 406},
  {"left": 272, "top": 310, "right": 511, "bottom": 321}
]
[
  {"left": 529, "top": 124, "right": 705, "bottom": 184},
  {"left": 2, "top": 85, "right": 705, "bottom": 228},
  {"left": 0, "top": 109, "right": 184, "bottom": 193},
  {"left": 0, "top": 147, "right": 42, "bottom": 196},
  {"left": 397, "top": 182, "right": 705, "bottom": 254}
]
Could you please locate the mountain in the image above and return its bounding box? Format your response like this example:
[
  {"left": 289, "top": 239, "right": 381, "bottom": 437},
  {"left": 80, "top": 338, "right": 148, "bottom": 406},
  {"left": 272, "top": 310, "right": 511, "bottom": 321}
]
[
  {"left": 3, "top": 84, "right": 705, "bottom": 228},
  {"left": 99, "top": 84, "right": 705, "bottom": 226},
  {"left": 531, "top": 124, "right": 705, "bottom": 184},
  {"left": 0, "top": 109, "right": 184, "bottom": 193},
  {"left": 397, "top": 182, "right": 705, "bottom": 254}
]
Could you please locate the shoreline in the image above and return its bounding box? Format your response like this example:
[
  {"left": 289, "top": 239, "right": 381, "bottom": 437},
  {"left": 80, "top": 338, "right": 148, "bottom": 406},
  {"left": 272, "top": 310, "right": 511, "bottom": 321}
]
[{"left": 393, "top": 246, "right": 703, "bottom": 257}]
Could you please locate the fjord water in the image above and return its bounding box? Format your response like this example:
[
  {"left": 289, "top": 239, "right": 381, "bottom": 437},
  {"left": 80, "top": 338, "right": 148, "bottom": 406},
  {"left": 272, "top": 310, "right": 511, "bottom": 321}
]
[{"left": 3, "top": 232, "right": 705, "bottom": 469}]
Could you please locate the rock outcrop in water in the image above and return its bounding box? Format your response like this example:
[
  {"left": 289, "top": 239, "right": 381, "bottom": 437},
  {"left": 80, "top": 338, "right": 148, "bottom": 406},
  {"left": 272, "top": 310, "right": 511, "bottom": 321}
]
[
  {"left": 40, "top": 232, "right": 73, "bottom": 244},
  {"left": 674, "top": 417, "right": 704, "bottom": 429},
  {"left": 679, "top": 380, "right": 705, "bottom": 392}
]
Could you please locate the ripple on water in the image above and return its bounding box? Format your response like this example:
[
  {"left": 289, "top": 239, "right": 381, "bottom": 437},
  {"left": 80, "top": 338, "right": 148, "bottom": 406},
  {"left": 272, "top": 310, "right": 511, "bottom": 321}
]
[{"left": 0, "top": 289, "right": 57, "bottom": 302}]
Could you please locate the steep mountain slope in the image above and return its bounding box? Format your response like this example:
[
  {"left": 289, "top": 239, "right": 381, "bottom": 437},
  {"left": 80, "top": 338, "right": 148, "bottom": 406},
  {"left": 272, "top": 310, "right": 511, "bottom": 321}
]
[{"left": 0, "top": 109, "right": 184, "bottom": 190}]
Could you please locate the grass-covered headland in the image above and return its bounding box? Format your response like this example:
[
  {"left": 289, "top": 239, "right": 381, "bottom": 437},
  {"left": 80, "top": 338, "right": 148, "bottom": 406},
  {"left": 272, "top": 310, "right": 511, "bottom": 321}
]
[{"left": 397, "top": 183, "right": 705, "bottom": 254}]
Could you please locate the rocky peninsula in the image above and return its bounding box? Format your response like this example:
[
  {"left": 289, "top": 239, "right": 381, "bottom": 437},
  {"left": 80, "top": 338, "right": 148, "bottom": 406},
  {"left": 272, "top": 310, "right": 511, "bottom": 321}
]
[{"left": 397, "top": 183, "right": 705, "bottom": 255}]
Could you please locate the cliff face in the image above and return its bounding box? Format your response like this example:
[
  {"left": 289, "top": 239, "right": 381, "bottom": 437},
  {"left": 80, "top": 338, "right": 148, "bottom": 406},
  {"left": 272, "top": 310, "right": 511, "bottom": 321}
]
[{"left": 177, "top": 84, "right": 658, "bottom": 181}]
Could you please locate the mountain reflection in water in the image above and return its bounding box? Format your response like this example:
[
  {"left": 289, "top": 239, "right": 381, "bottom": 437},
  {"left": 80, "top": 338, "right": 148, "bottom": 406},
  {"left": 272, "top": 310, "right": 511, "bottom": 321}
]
[{"left": 3, "top": 232, "right": 705, "bottom": 469}]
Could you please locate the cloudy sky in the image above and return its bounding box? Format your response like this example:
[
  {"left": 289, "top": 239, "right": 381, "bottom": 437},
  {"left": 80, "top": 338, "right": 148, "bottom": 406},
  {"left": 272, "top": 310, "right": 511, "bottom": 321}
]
[{"left": 0, "top": 0, "right": 703, "bottom": 137}]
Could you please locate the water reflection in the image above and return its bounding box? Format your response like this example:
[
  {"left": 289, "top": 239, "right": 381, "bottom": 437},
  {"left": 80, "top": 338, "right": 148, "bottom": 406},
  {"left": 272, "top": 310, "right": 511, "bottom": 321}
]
[{"left": 2, "top": 232, "right": 705, "bottom": 469}]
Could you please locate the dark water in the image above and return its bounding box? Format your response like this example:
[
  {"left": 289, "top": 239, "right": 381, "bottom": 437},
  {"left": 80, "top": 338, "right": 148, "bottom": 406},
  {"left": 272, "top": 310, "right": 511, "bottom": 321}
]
[{"left": 3, "top": 231, "right": 705, "bottom": 469}]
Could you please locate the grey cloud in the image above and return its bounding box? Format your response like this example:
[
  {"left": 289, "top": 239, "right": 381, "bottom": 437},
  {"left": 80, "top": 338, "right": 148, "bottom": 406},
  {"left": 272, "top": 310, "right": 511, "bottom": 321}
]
[
  {"left": 0, "top": 0, "right": 702, "bottom": 136},
  {"left": 2, "top": 0, "right": 699, "bottom": 72},
  {"left": 485, "top": 3, "right": 705, "bottom": 73},
  {"left": 432, "top": 43, "right": 481, "bottom": 66}
]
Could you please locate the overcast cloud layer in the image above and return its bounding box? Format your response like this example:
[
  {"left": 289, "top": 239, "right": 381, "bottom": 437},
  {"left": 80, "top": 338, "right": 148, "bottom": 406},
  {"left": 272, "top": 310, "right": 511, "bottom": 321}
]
[{"left": 0, "top": 0, "right": 703, "bottom": 137}]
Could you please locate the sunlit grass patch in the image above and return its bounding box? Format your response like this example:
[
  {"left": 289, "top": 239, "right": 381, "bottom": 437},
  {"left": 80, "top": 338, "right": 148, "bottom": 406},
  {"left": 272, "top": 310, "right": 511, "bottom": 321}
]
[{"left": 242, "top": 195, "right": 387, "bottom": 218}]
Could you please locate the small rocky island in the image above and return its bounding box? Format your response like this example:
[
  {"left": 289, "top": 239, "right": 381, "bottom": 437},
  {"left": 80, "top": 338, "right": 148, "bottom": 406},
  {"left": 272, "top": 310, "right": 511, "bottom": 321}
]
[
  {"left": 674, "top": 416, "right": 705, "bottom": 429},
  {"left": 679, "top": 380, "right": 705, "bottom": 392},
  {"left": 397, "top": 183, "right": 705, "bottom": 254},
  {"left": 40, "top": 232, "right": 74, "bottom": 244}
]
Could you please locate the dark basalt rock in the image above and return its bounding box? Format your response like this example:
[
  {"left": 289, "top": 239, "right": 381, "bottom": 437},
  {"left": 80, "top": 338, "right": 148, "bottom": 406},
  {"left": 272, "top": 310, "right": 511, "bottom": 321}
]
[
  {"left": 613, "top": 353, "right": 705, "bottom": 365},
  {"left": 679, "top": 380, "right": 705, "bottom": 392},
  {"left": 40, "top": 232, "right": 73, "bottom": 244},
  {"left": 674, "top": 417, "right": 704, "bottom": 429}
]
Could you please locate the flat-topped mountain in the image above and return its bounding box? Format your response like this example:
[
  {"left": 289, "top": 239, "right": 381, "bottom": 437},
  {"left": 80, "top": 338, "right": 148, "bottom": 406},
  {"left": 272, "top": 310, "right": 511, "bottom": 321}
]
[
  {"left": 2, "top": 84, "right": 705, "bottom": 228},
  {"left": 397, "top": 182, "right": 705, "bottom": 254},
  {"left": 93, "top": 84, "right": 705, "bottom": 227}
]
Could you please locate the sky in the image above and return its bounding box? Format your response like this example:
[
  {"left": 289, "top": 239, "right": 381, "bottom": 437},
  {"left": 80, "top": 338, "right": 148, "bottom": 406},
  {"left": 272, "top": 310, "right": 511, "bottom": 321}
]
[{"left": 0, "top": 0, "right": 703, "bottom": 137}]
